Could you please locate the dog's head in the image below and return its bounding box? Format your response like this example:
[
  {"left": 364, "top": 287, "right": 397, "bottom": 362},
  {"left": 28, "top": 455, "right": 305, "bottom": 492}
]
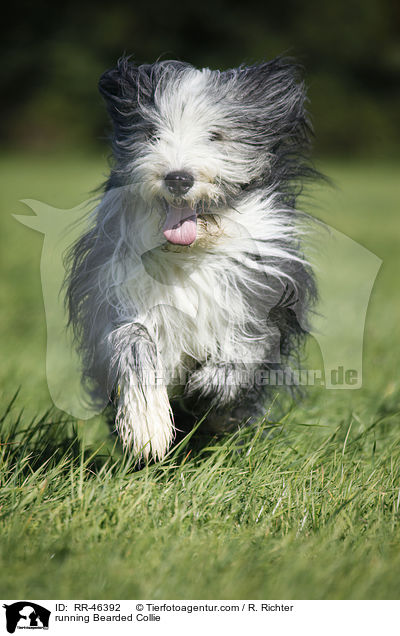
[{"left": 99, "top": 58, "right": 311, "bottom": 246}]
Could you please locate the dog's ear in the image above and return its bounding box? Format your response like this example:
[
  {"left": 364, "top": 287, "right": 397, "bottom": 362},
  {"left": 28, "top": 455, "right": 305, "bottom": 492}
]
[
  {"left": 98, "top": 57, "right": 139, "bottom": 117},
  {"left": 232, "top": 58, "right": 306, "bottom": 109},
  {"left": 98, "top": 67, "right": 123, "bottom": 103},
  {"left": 231, "top": 58, "right": 311, "bottom": 148},
  {"left": 220, "top": 58, "right": 313, "bottom": 186},
  {"left": 99, "top": 58, "right": 157, "bottom": 116}
]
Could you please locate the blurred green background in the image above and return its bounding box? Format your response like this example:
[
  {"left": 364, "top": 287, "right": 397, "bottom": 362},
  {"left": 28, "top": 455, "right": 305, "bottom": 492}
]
[
  {"left": 1, "top": 0, "right": 399, "bottom": 156},
  {"left": 1, "top": 0, "right": 400, "bottom": 602}
]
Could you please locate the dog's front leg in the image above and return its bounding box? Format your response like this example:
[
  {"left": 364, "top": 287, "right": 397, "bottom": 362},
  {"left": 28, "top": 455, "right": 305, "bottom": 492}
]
[{"left": 108, "top": 323, "right": 174, "bottom": 461}]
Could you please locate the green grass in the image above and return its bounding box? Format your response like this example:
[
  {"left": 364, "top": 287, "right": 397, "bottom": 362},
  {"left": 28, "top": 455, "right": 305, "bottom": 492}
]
[{"left": 0, "top": 153, "right": 399, "bottom": 599}]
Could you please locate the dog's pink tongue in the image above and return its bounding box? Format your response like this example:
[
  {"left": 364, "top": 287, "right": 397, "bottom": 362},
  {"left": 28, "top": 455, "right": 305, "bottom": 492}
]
[{"left": 163, "top": 204, "right": 197, "bottom": 245}]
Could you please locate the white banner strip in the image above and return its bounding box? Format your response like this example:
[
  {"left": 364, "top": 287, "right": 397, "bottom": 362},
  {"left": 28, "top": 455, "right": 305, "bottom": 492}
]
[{"left": 1, "top": 600, "right": 399, "bottom": 635}]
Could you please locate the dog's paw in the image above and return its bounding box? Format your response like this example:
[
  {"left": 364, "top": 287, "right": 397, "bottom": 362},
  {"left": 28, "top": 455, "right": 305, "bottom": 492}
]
[{"left": 116, "top": 378, "right": 174, "bottom": 461}]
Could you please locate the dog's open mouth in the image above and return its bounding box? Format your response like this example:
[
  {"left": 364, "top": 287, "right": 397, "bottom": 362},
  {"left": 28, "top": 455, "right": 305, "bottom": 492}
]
[{"left": 162, "top": 202, "right": 197, "bottom": 246}]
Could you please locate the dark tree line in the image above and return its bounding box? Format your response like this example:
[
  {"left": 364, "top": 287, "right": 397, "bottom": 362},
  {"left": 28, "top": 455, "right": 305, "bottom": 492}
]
[{"left": 1, "top": 0, "right": 399, "bottom": 154}]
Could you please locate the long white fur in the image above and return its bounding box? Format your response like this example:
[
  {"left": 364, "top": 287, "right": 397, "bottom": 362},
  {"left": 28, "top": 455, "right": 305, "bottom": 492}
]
[{"left": 98, "top": 190, "right": 304, "bottom": 459}]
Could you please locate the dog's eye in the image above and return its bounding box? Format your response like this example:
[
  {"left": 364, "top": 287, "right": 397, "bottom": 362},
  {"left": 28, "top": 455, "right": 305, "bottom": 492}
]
[{"left": 209, "top": 131, "right": 224, "bottom": 141}]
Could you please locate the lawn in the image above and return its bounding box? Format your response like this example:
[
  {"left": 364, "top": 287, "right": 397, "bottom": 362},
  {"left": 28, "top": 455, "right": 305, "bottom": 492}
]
[{"left": 0, "top": 153, "right": 399, "bottom": 599}]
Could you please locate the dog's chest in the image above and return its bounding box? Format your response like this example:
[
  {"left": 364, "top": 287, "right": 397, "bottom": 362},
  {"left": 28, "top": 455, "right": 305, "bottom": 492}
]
[{"left": 128, "top": 252, "right": 248, "bottom": 372}]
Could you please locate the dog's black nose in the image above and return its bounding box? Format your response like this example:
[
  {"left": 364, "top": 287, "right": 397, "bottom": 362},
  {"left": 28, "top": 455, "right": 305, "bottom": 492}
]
[{"left": 164, "top": 171, "right": 194, "bottom": 195}]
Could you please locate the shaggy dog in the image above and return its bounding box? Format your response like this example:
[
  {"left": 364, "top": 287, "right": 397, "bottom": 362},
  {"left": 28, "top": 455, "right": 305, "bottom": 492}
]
[{"left": 66, "top": 57, "right": 317, "bottom": 461}]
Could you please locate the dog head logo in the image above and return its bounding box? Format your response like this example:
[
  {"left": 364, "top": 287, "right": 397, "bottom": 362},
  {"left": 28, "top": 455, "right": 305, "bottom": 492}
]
[
  {"left": 14, "top": 194, "right": 381, "bottom": 423},
  {"left": 2, "top": 602, "right": 50, "bottom": 633}
]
